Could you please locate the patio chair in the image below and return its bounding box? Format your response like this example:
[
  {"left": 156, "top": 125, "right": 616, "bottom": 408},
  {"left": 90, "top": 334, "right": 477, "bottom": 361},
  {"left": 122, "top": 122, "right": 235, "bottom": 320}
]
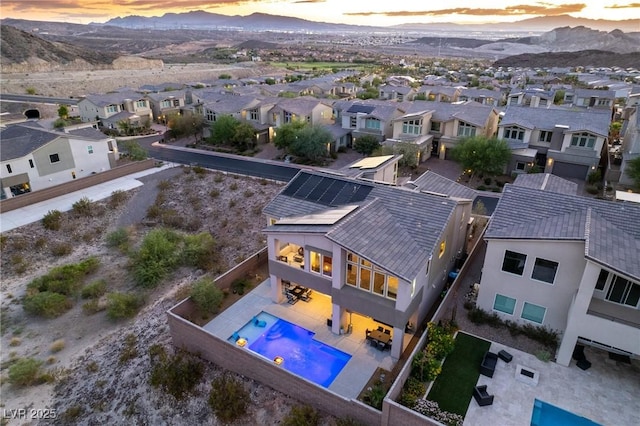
[
  {"left": 286, "top": 293, "right": 298, "bottom": 305},
  {"left": 377, "top": 326, "right": 384, "bottom": 332},
  {"left": 365, "top": 329, "right": 372, "bottom": 340},
  {"left": 473, "top": 385, "right": 494, "bottom": 406},
  {"left": 377, "top": 341, "right": 386, "bottom": 351},
  {"left": 384, "top": 329, "right": 391, "bottom": 335}
]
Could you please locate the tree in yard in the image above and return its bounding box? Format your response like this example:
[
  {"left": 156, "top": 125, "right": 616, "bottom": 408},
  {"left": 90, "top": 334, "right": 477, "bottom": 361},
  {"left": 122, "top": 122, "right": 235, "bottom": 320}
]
[
  {"left": 373, "top": 142, "right": 420, "bottom": 168},
  {"left": 189, "top": 114, "right": 204, "bottom": 143},
  {"left": 232, "top": 122, "right": 257, "bottom": 151},
  {"left": 289, "top": 125, "right": 332, "bottom": 164},
  {"left": 117, "top": 120, "right": 133, "bottom": 136},
  {"left": 57, "top": 105, "right": 69, "bottom": 119},
  {"left": 273, "top": 121, "right": 307, "bottom": 152},
  {"left": 353, "top": 135, "right": 380, "bottom": 156},
  {"left": 451, "top": 136, "right": 511, "bottom": 180},
  {"left": 625, "top": 156, "right": 640, "bottom": 190},
  {"left": 208, "top": 115, "right": 239, "bottom": 145}
]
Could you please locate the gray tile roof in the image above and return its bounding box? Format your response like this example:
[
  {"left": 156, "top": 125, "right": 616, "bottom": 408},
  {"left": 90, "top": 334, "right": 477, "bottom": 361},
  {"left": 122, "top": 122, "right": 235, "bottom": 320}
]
[
  {"left": 487, "top": 184, "right": 640, "bottom": 281},
  {"left": 409, "top": 101, "right": 496, "bottom": 127},
  {"left": 513, "top": 173, "right": 578, "bottom": 195},
  {"left": 264, "top": 170, "right": 458, "bottom": 281},
  {"left": 82, "top": 91, "right": 146, "bottom": 107},
  {"left": 66, "top": 127, "right": 111, "bottom": 140},
  {"left": 500, "top": 106, "right": 611, "bottom": 136},
  {"left": 145, "top": 90, "right": 186, "bottom": 101},
  {"left": 203, "top": 95, "right": 260, "bottom": 114},
  {"left": 0, "top": 123, "right": 59, "bottom": 161},
  {"left": 408, "top": 171, "right": 477, "bottom": 200},
  {"left": 271, "top": 97, "right": 330, "bottom": 116}
]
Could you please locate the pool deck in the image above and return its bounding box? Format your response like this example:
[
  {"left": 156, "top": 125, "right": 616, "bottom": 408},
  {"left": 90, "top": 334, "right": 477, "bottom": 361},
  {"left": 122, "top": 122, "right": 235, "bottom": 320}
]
[
  {"left": 464, "top": 338, "right": 640, "bottom": 426},
  {"left": 203, "top": 278, "right": 407, "bottom": 399}
]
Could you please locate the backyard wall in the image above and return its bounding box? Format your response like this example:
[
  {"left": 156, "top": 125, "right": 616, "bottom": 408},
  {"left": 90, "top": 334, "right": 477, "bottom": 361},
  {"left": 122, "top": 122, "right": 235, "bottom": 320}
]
[
  {"left": 0, "top": 159, "right": 156, "bottom": 212},
  {"left": 214, "top": 247, "right": 268, "bottom": 291}
]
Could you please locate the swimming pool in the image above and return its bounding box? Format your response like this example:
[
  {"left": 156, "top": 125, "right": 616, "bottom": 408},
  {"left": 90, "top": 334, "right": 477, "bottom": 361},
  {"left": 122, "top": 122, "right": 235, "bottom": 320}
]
[
  {"left": 531, "top": 399, "right": 601, "bottom": 426},
  {"left": 229, "top": 312, "right": 351, "bottom": 388}
]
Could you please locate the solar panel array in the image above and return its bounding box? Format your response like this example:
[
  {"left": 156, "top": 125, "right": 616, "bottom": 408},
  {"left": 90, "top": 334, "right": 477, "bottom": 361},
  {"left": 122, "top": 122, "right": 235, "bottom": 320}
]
[
  {"left": 346, "top": 104, "right": 375, "bottom": 114},
  {"left": 282, "top": 174, "right": 373, "bottom": 206}
]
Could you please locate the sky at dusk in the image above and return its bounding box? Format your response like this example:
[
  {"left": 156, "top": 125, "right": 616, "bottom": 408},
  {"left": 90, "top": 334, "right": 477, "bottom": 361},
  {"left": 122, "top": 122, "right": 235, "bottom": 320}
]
[{"left": 1, "top": 0, "right": 638, "bottom": 26}]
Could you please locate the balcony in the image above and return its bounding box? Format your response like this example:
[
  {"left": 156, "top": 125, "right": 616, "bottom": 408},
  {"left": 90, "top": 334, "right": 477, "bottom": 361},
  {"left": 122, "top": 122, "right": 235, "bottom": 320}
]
[{"left": 587, "top": 298, "right": 640, "bottom": 329}]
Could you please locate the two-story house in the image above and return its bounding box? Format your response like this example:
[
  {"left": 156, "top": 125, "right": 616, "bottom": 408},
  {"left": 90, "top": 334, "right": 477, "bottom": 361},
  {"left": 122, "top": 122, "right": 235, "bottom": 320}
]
[
  {"left": 507, "top": 88, "right": 556, "bottom": 108},
  {"left": 78, "top": 91, "right": 152, "bottom": 129},
  {"left": 619, "top": 105, "right": 640, "bottom": 187},
  {"left": 385, "top": 108, "right": 435, "bottom": 164},
  {"left": 336, "top": 100, "right": 405, "bottom": 143},
  {"left": 379, "top": 84, "right": 415, "bottom": 102},
  {"left": 145, "top": 90, "right": 186, "bottom": 124},
  {"left": 426, "top": 86, "right": 461, "bottom": 103},
  {"left": 268, "top": 97, "right": 333, "bottom": 128},
  {"left": 0, "top": 122, "right": 118, "bottom": 198},
  {"left": 565, "top": 88, "right": 616, "bottom": 111},
  {"left": 458, "top": 87, "right": 504, "bottom": 107},
  {"left": 499, "top": 106, "right": 611, "bottom": 179},
  {"left": 475, "top": 175, "right": 640, "bottom": 366},
  {"left": 262, "top": 169, "right": 473, "bottom": 359}
]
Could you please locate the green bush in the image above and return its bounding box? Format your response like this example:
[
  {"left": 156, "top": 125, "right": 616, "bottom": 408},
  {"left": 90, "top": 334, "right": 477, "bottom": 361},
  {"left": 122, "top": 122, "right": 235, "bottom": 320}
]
[
  {"left": 51, "top": 242, "right": 73, "bottom": 257},
  {"left": 208, "top": 374, "right": 250, "bottom": 422},
  {"left": 150, "top": 350, "right": 204, "bottom": 400},
  {"left": 426, "top": 323, "right": 456, "bottom": 360},
  {"left": 231, "top": 278, "right": 250, "bottom": 295},
  {"left": 585, "top": 185, "right": 599, "bottom": 195},
  {"left": 181, "top": 233, "right": 218, "bottom": 271},
  {"left": 106, "top": 293, "right": 143, "bottom": 320},
  {"left": 282, "top": 405, "right": 320, "bottom": 426},
  {"left": 82, "top": 299, "right": 103, "bottom": 315},
  {"left": 27, "top": 257, "right": 99, "bottom": 296},
  {"left": 8, "top": 357, "right": 44, "bottom": 386},
  {"left": 363, "top": 384, "right": 386, "bottom": 410},
  {"left": 81, "top": 279, "right": 107, "bottom": 299},
  {"left": 109, "top": 190, "right": 128, "bottom": 208},
  {"left": 190, "top": 278, "right": 224, "bottom": 315},
  {"left": 42, "top": 210, "right": 62, "bottom": 230},
  {"left": 411, "top": 351, "right": 442, "bottom": 382},
  {"left": 209, "top": 189, "right": 220, "bottom": 198},
  {"left": 72, "top": 197, "right": 94, "bottom": 217},
  {"left": 133, "top": 229, "right": 180, "bottom": 288},
  {"left": 106, "top": 228, "right": 129, "bottom": 249},
  {"left": 23, "top": 292, "right": 72, "bottom": 318}
]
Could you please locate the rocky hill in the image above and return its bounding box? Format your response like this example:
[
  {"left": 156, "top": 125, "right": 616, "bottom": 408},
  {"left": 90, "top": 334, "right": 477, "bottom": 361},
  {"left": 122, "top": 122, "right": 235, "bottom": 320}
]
[
  {"left": 493, "top": 50, "right": 640, "bottom": 69},
  {"left": 0, "top": 25, "right": 162, "bottom": 73}
]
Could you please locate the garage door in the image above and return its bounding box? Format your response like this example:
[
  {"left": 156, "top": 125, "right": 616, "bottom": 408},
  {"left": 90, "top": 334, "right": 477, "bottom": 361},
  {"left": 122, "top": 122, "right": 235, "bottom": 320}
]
[{"left": 552, "top": 162, "right": 588, "bottom": 180}]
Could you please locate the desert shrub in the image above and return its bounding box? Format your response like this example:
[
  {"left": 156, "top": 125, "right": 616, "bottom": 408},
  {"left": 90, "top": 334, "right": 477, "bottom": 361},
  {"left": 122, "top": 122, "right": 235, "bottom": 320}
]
[
  {"left": 150, "top": 351, "right": 204, "bottom": 400},
  {"left": 81, "top": 279, "right": 107, "bottom": 299},
  {"left": 585, "top": 185, "right": 599, "bottom": 195},
  {"left": 229, "top": 182, "right": 238, "bottom": 190},
  {"left": 60, "top": 405, "right": 84, "bottom": 422},
  {"left": 363, "top": 383, "right": 386, "bottom": 410},
  {"left": 425, "top": 323, "right": 456, "bottom": 360},
  {"left": 192, "top": 165, "right": 206, "bottom": 175},
  {"left": 214, "top": 173, "right": 224, "bottom": 183},
  {"left": 183, "top": 218, "right": 202, "bottom": 232},
  {"left": 109, "top": 189, "right": 128, "bottom": 208},
  {"left": 190, "top": 278, "right": 224, "bottom": 315},
  {"left": 146, "top": 203, "right": 162, "bottom": 219},
  {"left": 50, "top": 339, "right": 66, "bottom": 353},
  {"left": 157, "top": 179, "right": 171, "bottom": 190},
  {"left": 51, "top": 242, "right": 73, "bottom": 257},
  {"left": 8, "top": 357, "right": 44, "bottom": 386},
  {"left": 11, "top": 237, "right": 28, "bottom": 250},
  {"left": 72, "top": 197, "right": 94, "bottom": 217},
  {"left": 182, "top": 233, "right": 218, "bottom": 270},
  {"left": 535, "top": 350, "right": 552, "bottom": 362},
  {"left": 243, "top": 190, "right": 253, "bottom": 197},
  {"left": 82, "top": 299, "right": 103, "bottom": 315},
  {"left": 335, "top": 419, "right": 365, "bottom": 426},
  {"left": 23, "top": 292, "right": 72, "bottom": 318},
  {"left": 42, "top": 210, "right": 62, "bottom": 230},
  {"left": 133, "top": 228, "right": 180, "bottom": 288},
  {"left": 208, "top": 373, "right": 250, "bottom": 422},
  {"left": 209, "top": 189, "right": 220, "bottom": 198},
  {"left": 229, "top": 199, "right": 237, "bottom": 208},
  {"left": 27, "top": 257, "right": 99, "bottom": 296},
  {"left": 282, "top": 405, "right": 320, "bottom": 426},
  {"left": 119, "top": 333, "right": 138, "bottom": 364},
  {"left": 106, "top": 293, "right": 143, "bottom": 320},
  {"left": 521, "top": 323, "right": 558, "bottom": 349},
  {"left": 160, "top": 209, "right": 183, "bottom": 229},
  {"left": 10, "top": 337, "right": 21, "bottom": 346},
  {"left": 231, "top": 278, "right": 250, "bottom": 295},
  {"left": 106, "top": 228, "right": 129, "bottom": 249}
]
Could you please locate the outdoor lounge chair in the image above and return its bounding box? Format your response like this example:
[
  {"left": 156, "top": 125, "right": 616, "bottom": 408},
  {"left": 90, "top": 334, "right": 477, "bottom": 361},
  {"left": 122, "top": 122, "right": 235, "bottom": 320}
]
[
  {"left": 480, "top": 351, "right": 498, "bottom": 378},
  {"left": 286, "top": 293, "right": 298, "bottom": 305},
  {"left": 473, "top": 385, "right": 494, "bottom": 406}
]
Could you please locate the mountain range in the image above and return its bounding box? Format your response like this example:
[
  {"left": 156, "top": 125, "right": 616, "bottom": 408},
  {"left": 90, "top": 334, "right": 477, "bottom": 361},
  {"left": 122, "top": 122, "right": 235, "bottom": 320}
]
[{"left": 100, "top": 11, "right": 640, "bottom": 34}]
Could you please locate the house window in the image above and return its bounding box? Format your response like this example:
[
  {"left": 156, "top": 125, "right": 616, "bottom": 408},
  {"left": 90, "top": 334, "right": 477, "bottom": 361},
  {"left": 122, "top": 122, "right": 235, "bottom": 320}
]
[
  {"left": 532, "top": 258, "right": 558, "bottom": 284},
  {"left": 570, "top": 132, "right": 596, "bottom": 148},
  {"left": 439, "top": 240, "right": 446, "bottom": 258},
  {"left": 493, "top": 294, "right": 516, "bottom": 315},
  {"left": 49, "top": 153, "right": 60, "bottom": 163},
  {"left": 6, "top": 164, "right": 12, "bottom": 173},
  {"left": 87, "top": 145, "right": 94, "bottom": 154},
  {"left": 29, "top": 159, "right": 34, "bottom": 168},
  {"left": 350, "top": 116, "right": 357, "bottom": 128},
  {"left": 504, "top": 126, "right": 525, "bottom": 141},
  {"left": 310, "top": 250, "right": 332, "bottom": 278},
  {"left": 249, "top": 109, "right": 259, "bottom": 121},
  {"left": 502, "top": 250, "right": 526, "bottom": 275},
  {"left": 106, "top": 105, "right": 118, "bottom": 113},
  {"left": 606, "top": 276, "right": 640, "bottom": 307},
  {"left": 597, "top": 99, "right": 609, "bottom": 106},
  {"left": 539, "top": 131, "right": 552, "bottom": 143},
  {"left": 430, "top": 121, "right": 441, "bottom": 132},
  {"left": 595, "top": 269, "right": 608, "bottom": 291},
  {"left": 173, "top": 99, "right": 180, "bottom": 107},
  {"left": 402, "top": 118, "right": 422, "bottom": 135},
  {"left": 205, "top": 109, "right": 216, "bottom": 122},
  {"left": 284, "top": 111, "right": 292, "bottom": 123},
  {"left": 516, "top": 162, "right": 526, "bottom": 171},
  {"left": 365, "top": 118, "right": 380, "bottom": 130},
  {"left": 161, "top": 100, "right": 171, "bottom": 108},
  {"left": 136, "top": 100, "right": 146, "bottom": 108},
  {"left": 345, "top": 251, "right": 398, "bottom": 300},
  {"left": 457, "top": 121, "right": 476, "bottom": 137},
  {"left": 521, "top": 302, "right": 546, "bottom": 324}
]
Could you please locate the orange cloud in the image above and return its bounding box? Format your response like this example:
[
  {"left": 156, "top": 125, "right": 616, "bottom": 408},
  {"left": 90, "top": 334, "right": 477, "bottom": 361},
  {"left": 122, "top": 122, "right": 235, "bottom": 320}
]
[
  {"left": 0, "top": 0, "right": 265, "bottom": 14},
  {"left": 345, "top": 3, "right": 587, "bottom": 17},
  {"left": 605, "top": 2, "right": 640, "bottom": 8}
]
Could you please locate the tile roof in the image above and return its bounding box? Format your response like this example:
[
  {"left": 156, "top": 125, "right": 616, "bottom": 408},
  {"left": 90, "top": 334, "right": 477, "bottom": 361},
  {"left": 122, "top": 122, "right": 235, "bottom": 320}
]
[
  {"left": 81, "top": 91, "right": 146, "bottom": 107},
  {"left": 500, "top": 105, "right": 611, "bottom": 136},
  {"left": 487, "top": 184, "right": 640, "bottom": 281},
  {"left": 264, "top": 170, "right": 458, "bottom": 281},
  {"left": 0, "top": 123, "right": 59, "bottom": 161},
  {"left": 408, "top": 170, "right": 477, "bottom": 200},
  {"left": 409, "top": 101, "right": 496, "bottom": 127},
  {"left": 513, "top": 173, "right": 578, "bottom": 195}
]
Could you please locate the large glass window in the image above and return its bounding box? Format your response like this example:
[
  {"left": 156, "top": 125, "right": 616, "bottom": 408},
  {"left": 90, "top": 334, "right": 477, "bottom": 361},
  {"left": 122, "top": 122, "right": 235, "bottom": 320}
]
[
  {"left": 606, "top": 276, "right": 640, "bottom": 307},
  {"left": 539, "top": 131, "right": 552, "bottom": 142},
  {"left": 402, "top": 119, "right": 422, "bottom": 135},
  {"left": 493, "top": 294, "right": 516, "bottom": 315},
  {"left": 570, "top": 132, "right": 596, "bottom": 148},
  {"left": 106, "top": 105, "right": 118, "bottom": 113},
  {"left": 310, "top": 250, "right": 332, "bottom": 278},
  {"left": 430, "top": 121, "right": 441, "bottom": 132},
  {"left": 365, "top": 118, "right": 381, "bottom": 130},
  {"left": 595, "top": 269, "right": 608, "bottom": 291},
  {"left": 49, "top": 153, "right": 60, "bottom": 163},
  {"left": 457, "top": 121, "right": 476, "bottom": 137},
  {"left": 504, "top": 126, "right": 525, "bottom": 141},
  {"left": 502, "top": 250, "right": 526, "bottom": 276},
  {"left": 345, "top": 251, "right": 398, "bottom": 300},
  {"left": 531, "top": 258, "right": 558, "bottom": 284},
  {"left": 521, "top": 302, "right": 546, "bottom": 324}
]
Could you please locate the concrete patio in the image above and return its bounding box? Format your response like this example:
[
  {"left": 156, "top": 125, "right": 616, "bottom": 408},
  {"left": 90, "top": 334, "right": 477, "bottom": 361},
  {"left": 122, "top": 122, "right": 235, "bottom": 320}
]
[{"left": 464, "top": 338, "right": 640, "bottom": 425}]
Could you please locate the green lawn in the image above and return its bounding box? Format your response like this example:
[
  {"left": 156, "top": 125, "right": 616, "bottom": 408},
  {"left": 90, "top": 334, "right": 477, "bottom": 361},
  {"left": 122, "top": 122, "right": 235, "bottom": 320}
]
[{"left": 427, "top": 332, "right": 491, "bottom": 416}]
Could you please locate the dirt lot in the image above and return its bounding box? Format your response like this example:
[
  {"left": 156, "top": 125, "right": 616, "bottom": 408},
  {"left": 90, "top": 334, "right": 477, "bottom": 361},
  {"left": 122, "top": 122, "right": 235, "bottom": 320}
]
[{"left": 0, "top": 165, "right": 343, "bottom": 425}]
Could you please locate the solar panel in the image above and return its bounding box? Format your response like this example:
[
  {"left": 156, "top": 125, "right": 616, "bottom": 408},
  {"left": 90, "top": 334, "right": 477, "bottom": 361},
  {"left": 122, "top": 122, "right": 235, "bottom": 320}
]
[
  {"left": 350, "top": 185, "right": 373, "bottom": 203},
  {"left": 318, "top": 180, "right": 345, "bottom": 205},
  {"left": 333, "top": 183, "right": 359, "bottom": 205},
  {"left": 346, "top": 104, "right": 375, "bottom": 114},
  {"left": 307, "top": 177, "right": 333, "bottom": 201},
  {"left": 282, "top": 173, "right": 310, "bottom": 196},
  {"left": 294, "top": 174, "right": 323, "bottom": 198}
]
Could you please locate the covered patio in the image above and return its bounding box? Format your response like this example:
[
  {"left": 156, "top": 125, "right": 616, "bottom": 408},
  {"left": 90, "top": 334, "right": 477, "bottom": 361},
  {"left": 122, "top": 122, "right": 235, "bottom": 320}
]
[{"left": 202, "top": 277, "right": 415, "bottom": 399}]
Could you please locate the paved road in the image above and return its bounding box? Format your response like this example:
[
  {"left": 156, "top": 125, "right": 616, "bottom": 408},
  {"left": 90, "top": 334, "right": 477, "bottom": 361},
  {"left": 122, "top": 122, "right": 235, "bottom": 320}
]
[{"left": 0, "top": 94, "right": 78, "bottom": 105}]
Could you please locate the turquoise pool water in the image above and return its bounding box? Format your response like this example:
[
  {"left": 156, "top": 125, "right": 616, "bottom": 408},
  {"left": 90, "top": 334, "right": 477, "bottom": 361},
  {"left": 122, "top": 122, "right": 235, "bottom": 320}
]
[
  {"left": 229, "top": 312, "right": 351, "bottom": 388},
  {"left": 531, "top": 399, "right": 601, "bottom": 426}
]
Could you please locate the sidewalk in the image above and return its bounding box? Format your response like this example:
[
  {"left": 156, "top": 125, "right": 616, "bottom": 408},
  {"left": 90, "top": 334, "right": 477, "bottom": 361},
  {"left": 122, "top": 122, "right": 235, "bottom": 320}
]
[{"left": 0, "top": 164, "right": 177, "bottom": 233}]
